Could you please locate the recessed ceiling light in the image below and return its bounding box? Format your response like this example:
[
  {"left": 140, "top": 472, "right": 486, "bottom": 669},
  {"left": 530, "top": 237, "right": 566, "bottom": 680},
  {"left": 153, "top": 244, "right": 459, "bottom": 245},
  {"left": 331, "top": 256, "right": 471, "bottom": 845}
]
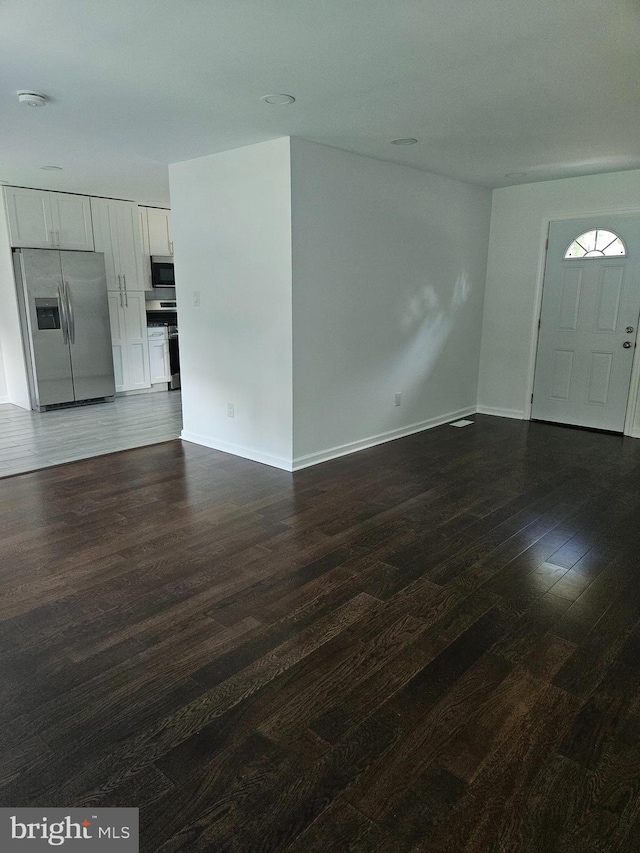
[
  {"left": 17, "top": 90, "right": 47, "bottom": 107},
  {"left": 391, "top": 137, "right": 418, "bottom": 146},
  {"left": 504, "top": 172, "right": 527, "bottom": 178},
  {"left": 260, "top": 93, "right": 296, "bottom": 105},
  {"left": 40, "top": 165, "right": 63, "bottom": 171}
]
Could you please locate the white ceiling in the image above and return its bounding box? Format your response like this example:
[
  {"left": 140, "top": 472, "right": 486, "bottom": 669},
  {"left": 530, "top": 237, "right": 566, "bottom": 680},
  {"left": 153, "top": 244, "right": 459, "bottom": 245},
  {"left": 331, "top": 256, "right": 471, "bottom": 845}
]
[{"left": 2, "top": 0, "right": 639, "bottom": 206}]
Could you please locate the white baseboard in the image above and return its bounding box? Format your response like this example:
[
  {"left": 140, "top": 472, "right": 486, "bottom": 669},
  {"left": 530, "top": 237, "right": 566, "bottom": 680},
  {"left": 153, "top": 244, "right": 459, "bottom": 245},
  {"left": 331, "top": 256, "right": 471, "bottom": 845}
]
[
  {"left": 476, "top": 405, "right": 526, "bottom": 420},
  {"left": 291, "top": 407, "right": 476, "bottom": 471},
  {"left": 182, "top": 407, "right": 477, "bottom": 473},
  {"left": 0, "top": 396, "right": 30, "bottom": 409},
  {"left": 180, "top": 430, "right": 293, "bottom": 471},
  {"left": 117, "top": 385, "right": 172, "bottom": 396}
]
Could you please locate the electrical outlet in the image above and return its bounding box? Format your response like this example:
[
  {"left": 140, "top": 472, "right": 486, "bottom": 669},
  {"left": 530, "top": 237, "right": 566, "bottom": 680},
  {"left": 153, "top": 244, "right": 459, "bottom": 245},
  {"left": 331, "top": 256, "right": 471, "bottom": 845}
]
[
  {"left": 193, "top": 290, "right": 200, "bottom": 306},
  {"left": 227, "top": 403, "right": 234, "bottom": 418},
  {"left": 395, "top": 393, "right": 402, "bottom": 407}
]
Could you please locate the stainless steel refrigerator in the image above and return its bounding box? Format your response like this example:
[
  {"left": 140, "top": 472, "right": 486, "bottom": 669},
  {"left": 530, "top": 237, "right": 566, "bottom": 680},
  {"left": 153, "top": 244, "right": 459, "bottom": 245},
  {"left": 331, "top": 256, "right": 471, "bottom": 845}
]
[{"left": 13, "top": 248, "right": 116, "bottom": 411}]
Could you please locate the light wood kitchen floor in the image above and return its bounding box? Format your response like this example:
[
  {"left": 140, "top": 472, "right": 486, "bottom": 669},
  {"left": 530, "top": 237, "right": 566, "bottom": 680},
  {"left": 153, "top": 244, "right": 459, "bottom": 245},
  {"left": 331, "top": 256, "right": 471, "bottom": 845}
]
[{"left": 0, "top": 391, "right": 182, "bottom": 477}]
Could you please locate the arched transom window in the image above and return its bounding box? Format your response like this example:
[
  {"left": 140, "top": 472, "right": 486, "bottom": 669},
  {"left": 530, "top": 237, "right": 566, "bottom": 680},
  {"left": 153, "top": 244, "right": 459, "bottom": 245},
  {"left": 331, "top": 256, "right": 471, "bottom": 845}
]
[{"left": 564, "top": 229, "right": 627, "bottom": 259}]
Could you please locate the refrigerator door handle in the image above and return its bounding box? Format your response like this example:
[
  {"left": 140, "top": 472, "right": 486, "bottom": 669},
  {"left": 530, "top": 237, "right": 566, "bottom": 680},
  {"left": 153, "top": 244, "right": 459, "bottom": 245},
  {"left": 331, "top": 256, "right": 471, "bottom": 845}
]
[
  {"left": 58, "top": 281, "right": 69, "bottom": 345},
  {"left": 64, "top": 280, "right": 75, "bottom": 345},
  {"left": 123, "top": 274, "right": 128, "bottom": 307}
]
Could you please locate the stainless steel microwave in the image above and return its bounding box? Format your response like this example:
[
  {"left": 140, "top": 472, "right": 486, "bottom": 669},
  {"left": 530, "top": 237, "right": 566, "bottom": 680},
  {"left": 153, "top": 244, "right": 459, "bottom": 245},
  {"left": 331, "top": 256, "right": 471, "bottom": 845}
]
[{"left": 151, "top": 256, "right": 175, "bottom": 288}]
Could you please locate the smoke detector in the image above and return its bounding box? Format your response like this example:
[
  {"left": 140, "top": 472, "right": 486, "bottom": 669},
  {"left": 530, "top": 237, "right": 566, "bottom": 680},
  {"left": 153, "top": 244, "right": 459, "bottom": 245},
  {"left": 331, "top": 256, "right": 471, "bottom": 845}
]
[{"left": 17, "top": 91, "right": 47, "bottom": 107}]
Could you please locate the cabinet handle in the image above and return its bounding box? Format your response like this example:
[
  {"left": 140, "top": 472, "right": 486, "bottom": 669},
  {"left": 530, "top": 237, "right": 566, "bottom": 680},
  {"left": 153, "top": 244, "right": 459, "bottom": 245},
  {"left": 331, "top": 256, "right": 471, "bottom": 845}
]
[
  {"left": 118, "top": 273, "right": 128, "bottom": 306},
  {"left": 49, "top": 230, "right": 55, "bottom": 246},
  {"left": 169, "top": 240, "right": 173, "bottom": 255},
  {"left": 56, "top": 230, "right": 60, "bottom": 247}
]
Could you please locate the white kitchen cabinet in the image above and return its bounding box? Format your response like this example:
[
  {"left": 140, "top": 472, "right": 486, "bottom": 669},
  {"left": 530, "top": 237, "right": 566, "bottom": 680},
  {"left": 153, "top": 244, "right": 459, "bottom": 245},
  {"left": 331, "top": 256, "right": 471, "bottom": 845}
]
[
  {"left": 96, "top": 198, "right": 150, "bottom": 391},
  {"left": 144, "top": 206, "right": 173, "bottom": 256},
  {"left": 4, "top": 186, "right": 94, "bottom": 250},
  {"left": 91, "top": 197, "right": 144, "bottom": 293},
  {"left": 108, "top": 291, "right": 151, "bottom": 392},
  {"left": 138, "top": 206, "right": 153, "bottom": 290},
  {"left": 147, "top": 327, "right": 171, "bottom": 384}
]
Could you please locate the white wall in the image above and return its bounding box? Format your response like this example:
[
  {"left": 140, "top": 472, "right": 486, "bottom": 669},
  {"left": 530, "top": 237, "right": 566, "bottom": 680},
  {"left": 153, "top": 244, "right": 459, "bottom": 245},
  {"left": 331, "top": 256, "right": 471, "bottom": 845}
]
[
  {"left": 0, "top": 197, "right": 29, "bottom": 408},
  {"left": 477, "top": 169, "right": 640, "bottom": 435},
  {"left": 290, "top": 138, "right": 492, "bottom": 467},
  {"left": 169, "top": 138, "right": 294, "bottom": 469},
  {"left": 0, "top": 342, "right": 7, "bottom": 404},
  {"left": 0, "top": 325, "right": 7, "bottom": 404}
]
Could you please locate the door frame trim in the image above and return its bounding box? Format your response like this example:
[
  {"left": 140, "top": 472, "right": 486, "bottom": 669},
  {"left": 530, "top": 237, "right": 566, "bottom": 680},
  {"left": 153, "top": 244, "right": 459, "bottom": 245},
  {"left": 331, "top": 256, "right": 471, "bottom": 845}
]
[{"left": 525, "top": 207, "right": 640, "bottom": 437}]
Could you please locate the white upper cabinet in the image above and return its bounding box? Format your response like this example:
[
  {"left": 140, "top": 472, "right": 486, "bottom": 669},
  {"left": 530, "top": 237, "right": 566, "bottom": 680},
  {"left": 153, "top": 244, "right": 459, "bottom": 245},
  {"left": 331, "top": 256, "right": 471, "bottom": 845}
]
[
  {"left": 91, "top": 198, "right": 144, "bottom": 292},
  {"left": 4, "top": 187, "right": 94, "bottom": 250},
  {"left": 138, "top": 206, "right": 152, "bottom": 290},
  {"left": 3, "top": 187, "right": 52, "bottom": 247},
  {"left": 48, "top": 193, "right": 94, "bottom": 250},
  {"left": 144, "top": 207, "right": 173, "bottom": 256}
]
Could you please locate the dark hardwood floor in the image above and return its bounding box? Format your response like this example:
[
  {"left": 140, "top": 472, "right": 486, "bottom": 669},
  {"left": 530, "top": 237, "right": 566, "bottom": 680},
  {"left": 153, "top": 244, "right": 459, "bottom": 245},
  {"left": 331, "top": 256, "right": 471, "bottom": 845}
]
[{"left": 1, "top": 414, "right": 640, "bottom": 851}]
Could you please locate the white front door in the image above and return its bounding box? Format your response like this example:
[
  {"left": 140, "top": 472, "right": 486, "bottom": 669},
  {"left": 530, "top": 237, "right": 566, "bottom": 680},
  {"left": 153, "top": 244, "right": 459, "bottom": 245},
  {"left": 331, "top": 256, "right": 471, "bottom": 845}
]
[{"left": 532, "top": 216, "right": 640, "bottom": 432}]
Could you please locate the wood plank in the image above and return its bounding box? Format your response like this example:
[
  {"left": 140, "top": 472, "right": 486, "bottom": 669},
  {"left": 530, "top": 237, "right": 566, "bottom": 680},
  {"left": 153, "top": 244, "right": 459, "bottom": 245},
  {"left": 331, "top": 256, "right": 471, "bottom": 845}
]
[{"left": 0, "top": 414, "right": 638, "bottom": 851}]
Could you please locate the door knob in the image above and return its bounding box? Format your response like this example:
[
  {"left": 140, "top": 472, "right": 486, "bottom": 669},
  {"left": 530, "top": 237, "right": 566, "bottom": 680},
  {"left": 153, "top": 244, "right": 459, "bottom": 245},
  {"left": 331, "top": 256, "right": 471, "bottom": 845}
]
[
  {"left": 626, "top": 326, "right": 635, "bottom": 333},
  {"left": 623, "top": 341, "right": 633, "bottom": 348}
]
